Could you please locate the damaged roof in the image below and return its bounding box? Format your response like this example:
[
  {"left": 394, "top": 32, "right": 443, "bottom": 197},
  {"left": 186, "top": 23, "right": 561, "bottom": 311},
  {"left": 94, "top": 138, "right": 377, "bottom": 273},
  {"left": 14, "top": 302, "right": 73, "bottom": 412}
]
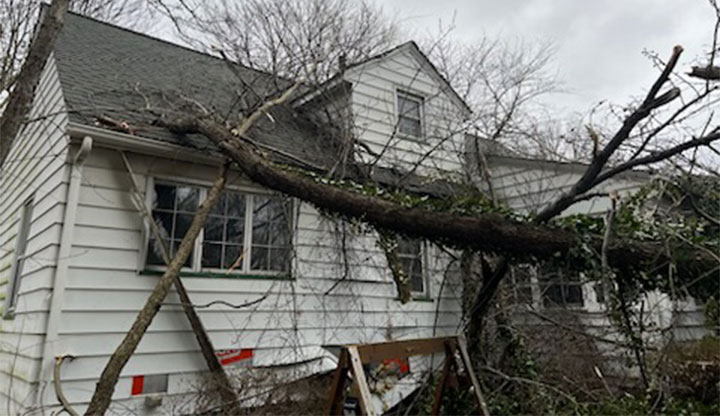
[{"left": 53, "top": 12, "right": 336, "bottom": 168}]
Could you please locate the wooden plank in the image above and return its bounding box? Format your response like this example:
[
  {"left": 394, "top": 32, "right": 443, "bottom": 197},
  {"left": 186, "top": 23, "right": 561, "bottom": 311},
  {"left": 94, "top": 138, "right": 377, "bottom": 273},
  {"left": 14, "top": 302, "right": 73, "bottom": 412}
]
[
  {"left": 457, "top": 333, "right": 490, "bottom": 416},
  {"left": 353, "top": 336, "right": 455, "bottom": 363},
  {"left": 325, "top": 349, "right": 349, "bottom": 415},
  {"left": 347, "top": 346, "right": 375, "bottom": 416},
  {"left": 430, "top": 341, "right": 455, "bottom": 416}
]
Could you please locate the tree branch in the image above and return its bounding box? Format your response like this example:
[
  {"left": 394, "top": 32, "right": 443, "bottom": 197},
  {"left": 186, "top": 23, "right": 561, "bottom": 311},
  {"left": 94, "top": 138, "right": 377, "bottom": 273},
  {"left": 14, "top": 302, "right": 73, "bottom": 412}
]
[
  {"left": 157, "top": 114, "right": 717, "bottom": 277},
  {"left": 0, "top": 0, "right": 69, "bottom": 167}
]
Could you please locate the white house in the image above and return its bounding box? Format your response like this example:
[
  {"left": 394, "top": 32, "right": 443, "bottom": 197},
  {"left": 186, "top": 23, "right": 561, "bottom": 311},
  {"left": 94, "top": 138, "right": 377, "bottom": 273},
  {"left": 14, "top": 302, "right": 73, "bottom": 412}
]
[{"left": 0, "top": 11, "right": 708, "bottom": 416}]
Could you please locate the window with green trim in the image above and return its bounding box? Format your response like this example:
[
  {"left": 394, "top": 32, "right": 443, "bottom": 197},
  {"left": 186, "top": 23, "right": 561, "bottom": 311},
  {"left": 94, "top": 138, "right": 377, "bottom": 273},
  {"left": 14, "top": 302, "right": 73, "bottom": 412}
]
[
  {"left": 146, "top": 182, "right": 292, "bottom": 275},
  {"left": 396, "top": 237, "right": 426, "bottom": 295}
]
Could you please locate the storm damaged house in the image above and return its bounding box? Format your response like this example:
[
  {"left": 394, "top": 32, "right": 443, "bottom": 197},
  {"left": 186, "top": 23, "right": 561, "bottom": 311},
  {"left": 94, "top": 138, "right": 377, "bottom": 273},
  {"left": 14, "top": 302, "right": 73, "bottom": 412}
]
[{"left": 0, "top": 11, "right": 710, "bottom": 415}]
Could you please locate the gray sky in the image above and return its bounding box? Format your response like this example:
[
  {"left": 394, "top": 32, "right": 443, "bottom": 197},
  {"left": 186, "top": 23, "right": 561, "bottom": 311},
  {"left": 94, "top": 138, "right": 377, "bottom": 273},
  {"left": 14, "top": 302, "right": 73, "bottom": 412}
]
[{"left": 379, "top": 0, "right": 715, "bottom": 116}]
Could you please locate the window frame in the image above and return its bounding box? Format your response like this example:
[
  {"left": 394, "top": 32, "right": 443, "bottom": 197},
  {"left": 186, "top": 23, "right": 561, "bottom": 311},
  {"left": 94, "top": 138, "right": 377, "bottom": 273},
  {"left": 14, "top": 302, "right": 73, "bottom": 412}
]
[
  {"left": 395, "top": 89, "right": 425, "bottom": 140},
  {"left": 395, "top": 237, "right": 429, "bottom": 298},
  {"left": 4, "top": 196, "right": 34, "bottom": 319},
  {"left": 142, "top": 177, "right": 294, "bottom": 277}
]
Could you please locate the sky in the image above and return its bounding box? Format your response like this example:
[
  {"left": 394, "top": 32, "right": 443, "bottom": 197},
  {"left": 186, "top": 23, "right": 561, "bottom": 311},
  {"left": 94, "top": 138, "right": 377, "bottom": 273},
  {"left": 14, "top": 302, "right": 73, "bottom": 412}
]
[{"left": 377, "top": 0, "right": 716, "bottom": 116}]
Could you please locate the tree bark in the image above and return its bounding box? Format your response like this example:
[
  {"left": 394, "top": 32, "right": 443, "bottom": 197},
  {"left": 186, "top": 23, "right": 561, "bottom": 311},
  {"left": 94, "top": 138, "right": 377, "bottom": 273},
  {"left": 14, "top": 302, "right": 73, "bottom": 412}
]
[
  {"left": 160, "top": 115, "right": 718, "bottom": 277},
  {"left": 0, "top": 0, "right": 69, "bottom": 167},
  {"left": 119, "top": 152, "right": 237, "bottom": 406},
  {"left": 85, "top": 165, "right": 230, "bottom": 415}
]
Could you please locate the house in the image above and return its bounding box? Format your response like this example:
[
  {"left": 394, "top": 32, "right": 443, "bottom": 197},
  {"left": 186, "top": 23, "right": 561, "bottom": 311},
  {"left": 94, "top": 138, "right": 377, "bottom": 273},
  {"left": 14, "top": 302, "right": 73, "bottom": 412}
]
[{"left": 0, "top": 10, "right": 709, "bottom": 416}]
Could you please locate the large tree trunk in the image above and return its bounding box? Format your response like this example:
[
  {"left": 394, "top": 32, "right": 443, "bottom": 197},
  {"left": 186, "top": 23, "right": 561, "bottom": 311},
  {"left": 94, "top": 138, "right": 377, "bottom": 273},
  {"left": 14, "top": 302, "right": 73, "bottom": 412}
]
[
  {"left": 85, "top": 166, "right": 232, "bottom": 415},
  {"left": 0, "top": 0, "right": 69, "bottom": 166},
  {"left": 160, "top": 116, "right": 717, "bottom": 278}
]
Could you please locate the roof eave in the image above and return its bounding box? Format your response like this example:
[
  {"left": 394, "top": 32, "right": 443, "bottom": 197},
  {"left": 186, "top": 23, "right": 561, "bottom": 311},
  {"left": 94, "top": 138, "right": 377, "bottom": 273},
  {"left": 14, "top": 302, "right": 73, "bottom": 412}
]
[{"left": 67, "top": 121, "right": 222, "bottom": 166}]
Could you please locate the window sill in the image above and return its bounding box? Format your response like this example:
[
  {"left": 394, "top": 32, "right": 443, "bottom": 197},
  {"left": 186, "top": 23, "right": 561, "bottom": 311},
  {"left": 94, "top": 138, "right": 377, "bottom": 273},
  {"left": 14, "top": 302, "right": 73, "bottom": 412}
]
[
  {"left": 395, "top": 132, "right": 426, "bottom": 144},
  {"left": 394, "top": 296, "right": 433, "bottom": 303},
  {"left": 139, "top": 269, "right": 292, "bottom": 280}
]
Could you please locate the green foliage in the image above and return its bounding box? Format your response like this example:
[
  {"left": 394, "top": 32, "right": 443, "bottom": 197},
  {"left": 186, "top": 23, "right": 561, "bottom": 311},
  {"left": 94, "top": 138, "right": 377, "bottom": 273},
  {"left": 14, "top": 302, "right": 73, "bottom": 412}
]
[
  {"left": 289, "top": 164, "right": 719, "bottom": 303},
  {"left": 581, "top": 394, "right": 719, "bottom": 416}
]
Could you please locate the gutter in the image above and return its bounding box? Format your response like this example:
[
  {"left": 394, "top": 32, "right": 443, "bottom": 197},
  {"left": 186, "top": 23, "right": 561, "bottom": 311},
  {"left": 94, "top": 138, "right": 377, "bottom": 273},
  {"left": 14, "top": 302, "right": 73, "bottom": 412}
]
[
  {"left": 37, "top": 136, "right": 92, "bottom": 407},
  {"left": 67, "top": 121, "right": 221, "bottom": 166}
]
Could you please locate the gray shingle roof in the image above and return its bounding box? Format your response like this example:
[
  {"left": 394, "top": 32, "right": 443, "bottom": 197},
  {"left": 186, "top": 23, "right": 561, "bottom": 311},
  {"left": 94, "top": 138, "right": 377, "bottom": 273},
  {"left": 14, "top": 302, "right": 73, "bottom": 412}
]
[{"left": 53, "top": 12, "right": 336, "bottom": 168}]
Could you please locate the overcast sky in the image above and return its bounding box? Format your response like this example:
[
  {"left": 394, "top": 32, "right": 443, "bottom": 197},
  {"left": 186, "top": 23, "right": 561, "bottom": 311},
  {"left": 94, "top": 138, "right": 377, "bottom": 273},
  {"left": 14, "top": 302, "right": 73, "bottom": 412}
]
[{"left": 378, "top": 0, "right": 715, "bottom": 116}]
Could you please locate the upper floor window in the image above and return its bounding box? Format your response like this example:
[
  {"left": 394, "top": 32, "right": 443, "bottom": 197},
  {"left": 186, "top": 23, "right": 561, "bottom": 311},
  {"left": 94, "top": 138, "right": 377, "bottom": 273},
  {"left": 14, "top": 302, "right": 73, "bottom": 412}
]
[
  {"left": 146, "top": 181, "right": 292, "bottom": 275},
  {"left": 397, "top": 90, "right": 424, "bottom": 139},
  {"left": 4, "top": 197, "right": 34, "bottom": 318},
  {"left": 396, "top": 237, "right": 426, "bottom": 295}
]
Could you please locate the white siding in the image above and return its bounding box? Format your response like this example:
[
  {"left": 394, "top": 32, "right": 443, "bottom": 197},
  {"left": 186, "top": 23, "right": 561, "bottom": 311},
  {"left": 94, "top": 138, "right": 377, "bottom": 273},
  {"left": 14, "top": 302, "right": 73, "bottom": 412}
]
[
  {"left": 0, "top": 55, "right": 70, "bottom": 413},
  {"left": 488, "top": 155, "right": 711, "bottom": 375},
  {"left": 47, "top": 147, "right": 463, "bottom": 413},
  {"left": 485, "top": 155, "right": 647, "bottom": 216},
  {"left": 344, "top": 46, "right": 467, "bottom": 176}
]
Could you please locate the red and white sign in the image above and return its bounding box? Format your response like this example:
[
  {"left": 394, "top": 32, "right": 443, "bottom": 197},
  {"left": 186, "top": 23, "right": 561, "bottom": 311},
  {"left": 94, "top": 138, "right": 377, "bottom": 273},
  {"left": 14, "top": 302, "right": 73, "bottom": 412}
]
[
  {"left": 215, "top": 348, "right": 254, "bottom": 367},
  {"left": 131, "top": 374, "right": 168, "bottom": 396}
]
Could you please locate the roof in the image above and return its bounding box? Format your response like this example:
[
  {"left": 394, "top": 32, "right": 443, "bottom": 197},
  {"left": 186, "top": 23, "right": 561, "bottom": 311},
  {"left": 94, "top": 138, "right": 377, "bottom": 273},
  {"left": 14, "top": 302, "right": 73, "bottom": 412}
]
[
  {"left": 293, "top": 41, "right": 472, "bottom": 115},
  {"left": 51, "top": 13, "right": 469, "bottom": 196},
  {"left": 53, "top": 12, "right": 337, "bottom": 168}
]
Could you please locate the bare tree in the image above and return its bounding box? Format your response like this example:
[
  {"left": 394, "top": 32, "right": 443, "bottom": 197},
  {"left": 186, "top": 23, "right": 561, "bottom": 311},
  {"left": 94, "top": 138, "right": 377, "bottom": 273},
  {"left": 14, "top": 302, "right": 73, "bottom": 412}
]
[
  {"left": 0, "top": 0, "right": 150, "bottom": 165},
  {"left": 149, "top": 0, "right": 399, "bottom": 83}
]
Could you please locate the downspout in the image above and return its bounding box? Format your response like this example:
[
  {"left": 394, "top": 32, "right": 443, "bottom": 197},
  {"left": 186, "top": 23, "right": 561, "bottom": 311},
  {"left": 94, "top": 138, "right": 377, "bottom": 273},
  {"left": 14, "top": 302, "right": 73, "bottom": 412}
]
[{"left": 36, "top": 136, "right": 92, "bottom": 407}]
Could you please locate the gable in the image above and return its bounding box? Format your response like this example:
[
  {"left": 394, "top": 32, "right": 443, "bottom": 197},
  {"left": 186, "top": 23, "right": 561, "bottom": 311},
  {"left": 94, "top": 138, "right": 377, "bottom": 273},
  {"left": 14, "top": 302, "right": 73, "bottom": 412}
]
[{"left": 343, "top": 42, "right": 471, "bottom": 116}]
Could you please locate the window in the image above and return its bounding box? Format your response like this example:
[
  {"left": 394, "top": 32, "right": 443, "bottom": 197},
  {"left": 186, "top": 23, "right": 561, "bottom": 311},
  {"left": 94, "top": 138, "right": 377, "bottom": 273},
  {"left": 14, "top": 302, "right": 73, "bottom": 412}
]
[
  {"left": 146, "top": 182, "right": 292, "bottom": 274},
  {"left": 397, "top": 90, "right": 423, "bottom": 138},
  {"left": 539, "top": 267, "right": 583, "bottom": 308},
  {"left": 396, "top": 237, "right": 425, "bottom": 295},
  {"left": 4, "top": 197, "right": 34, "bottom": 318},
  {"left": 510, "top": 265, "right": 536, "bottom": 306}
]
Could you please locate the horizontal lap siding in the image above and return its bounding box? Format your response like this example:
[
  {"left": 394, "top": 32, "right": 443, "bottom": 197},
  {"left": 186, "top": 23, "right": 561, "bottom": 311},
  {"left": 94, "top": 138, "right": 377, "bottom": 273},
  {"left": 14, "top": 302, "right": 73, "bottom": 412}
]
[
  {"left": 491, "top": 158, "right": 709, "bottom": 368},
  {"left": 345, "top": 49, "right": 466, "bottom": 175},
  {"left": 487, "top": 159, "right": 645, "bottom": 216},
  {"left": 0, "top": 55, "right": 69, "bottom": 412},
  {"left": 55, "top": 147, "right": 463, "bottom": 410}
]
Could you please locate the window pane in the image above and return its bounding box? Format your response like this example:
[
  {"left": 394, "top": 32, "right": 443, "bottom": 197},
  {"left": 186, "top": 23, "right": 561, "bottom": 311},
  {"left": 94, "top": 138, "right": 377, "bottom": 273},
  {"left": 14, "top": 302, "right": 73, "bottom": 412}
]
[
  {"left": 226, "top": 194, "right": 246, "bottom": 218},
  {"left": 398, "top": 95, "right": 421, "bottom": 119},
  {"left": 153, "top": 211, "right": 173, "bottom": 238},
  {"left": 396, "top": 237, "right": 423, "bottom": 293},
  {"left": 147, "top": 238, "right": 170, "bottom": 265},
  {"left": 269, "top": 248, "right": 290, "bottom": 272},
  {"left": 397, "top": 238, "right": 420, "bottom": 255},
  {"left": 147, "top": 183, "right": 196, "bottom": 269},
  {"left": 202, "top": 242, "right": 222, "bottom": 268},
  {"left": 174, "top": 213, "right": 195, "bottom": 239},
  {"left": 223, "top": 244, "right": 244, "bottom": 270},
  {"left": 270, "top": 220, "right": 290, "bottom": 246},
  {"left": 175, "top": 186, "right": 199, "bottom": 212},
  {"left": 204, "top": 216, "right": 224, "bottom": 242},
  {"left": 410, "top": 271, "right": 424, "bottom": 293},
  {"left": 253, "top": 196, "right": 270, "bottom": 220},
  {"left": 564, "top": 285, "right": 583, "bottom": 305},
  {"left": 154, "top": 184, "right": 176, "bottom": 209},
  {"left": 210, "top": 193, "right": 226, "bottom": 215},
  {"left": 399, "top": 116, "right": 422, "bottom": 137},
  {"left": 226, "top": 218, "right": 245, "bottom": 244},
  {"left": 251, "top": 195, "right": 291, "bottom": 272},
  {"left": 251, "top": 246, "right": 269, "bottom": 270},
  {"left": 252, "top": 216, "right": 269, "bottom": 245}
]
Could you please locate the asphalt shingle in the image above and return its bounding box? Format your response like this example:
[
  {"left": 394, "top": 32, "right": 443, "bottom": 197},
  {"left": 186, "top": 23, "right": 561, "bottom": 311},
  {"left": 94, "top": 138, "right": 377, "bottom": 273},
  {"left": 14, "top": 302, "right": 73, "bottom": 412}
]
[{"left": 53, "top": 12, "right": 336, "bottom": 168}]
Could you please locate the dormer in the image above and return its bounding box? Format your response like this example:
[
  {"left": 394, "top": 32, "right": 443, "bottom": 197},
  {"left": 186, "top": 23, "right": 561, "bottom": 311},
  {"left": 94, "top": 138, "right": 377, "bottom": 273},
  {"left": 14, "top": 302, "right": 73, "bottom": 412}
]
[{"left": 296, "top": 42, "right": 472, "bottom": 177}]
